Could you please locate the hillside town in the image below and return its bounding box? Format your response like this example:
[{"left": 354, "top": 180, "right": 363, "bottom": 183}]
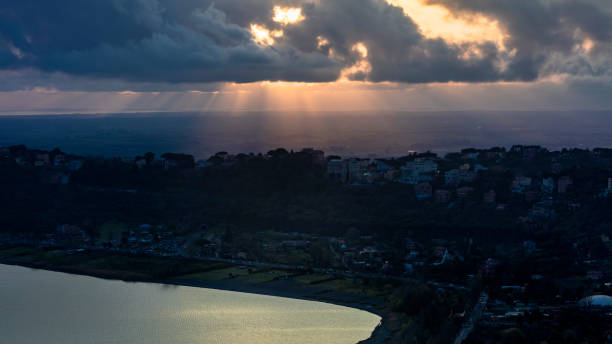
[{"left": 1, "top": 144, "right": 612, "bottom": 343}]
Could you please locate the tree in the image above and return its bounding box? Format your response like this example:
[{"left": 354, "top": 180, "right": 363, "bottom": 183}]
[
  {"left": 223, "top": 228, "right": 234, "bottom": 244},
  {"left": 500, "top": 328, "right": 526, "bottom": 344},
  {"left": 144, "top": 152, "right": 155, "bottom": 164},
  {"left": 161, "top": 153, "right": 195, "bottom": 168},
  {"left": 345, "top": 227, "right": 360, "bottom": 243}
]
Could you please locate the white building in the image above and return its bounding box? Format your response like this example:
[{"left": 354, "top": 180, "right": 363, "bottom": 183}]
[
  {"left": 399, "top": 167, "right": 420, "bottom": 184},
  {"left": 541, "top": 177, "right": 555, "bottom": 194},
  {"left": 445, "top": 168, "right": 476, "bottom": 185},
  {"left": 348, "top": 158, "right": 369, "bottom": 182},
  {"left": 400, "top": 158, "right": 437, "bottom": 185},
  {"left": 580, "top": 295, "right": 612, "bottom": 307},
  {"left": 375, "top": 160, "right": 392, "bottom": 172},
  {"left": 405, "top": 158, "right": 438, "bottom": 174},
  {"left": 445, "top": 169, "right": 461, "bottom": 185},
  {"left": 68, "top": 160, "right": 84, "bottom": 171},
  {"left": 474, "top": 164, "right": 488, "bottom": 173},
  {"left": 327, "top": 159, "right": 348, "bottom": 182},
  {"left": 512, "top": 176, "right": 532, "bottom": 193}
]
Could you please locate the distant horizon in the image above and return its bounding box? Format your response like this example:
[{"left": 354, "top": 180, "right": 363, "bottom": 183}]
[
  {"left": 7, "top": 141, "right": 612, "bottom": 160},
  {"left": 2, "top": 111, "right": 611, "bottom": 159},
  {"left": 2, "top": 109, "right": 612, "bottom": 117}
]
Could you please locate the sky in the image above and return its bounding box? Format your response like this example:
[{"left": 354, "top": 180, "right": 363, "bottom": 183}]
[{"left": 1, "top": 0, "right": 611, "bottom": 113}]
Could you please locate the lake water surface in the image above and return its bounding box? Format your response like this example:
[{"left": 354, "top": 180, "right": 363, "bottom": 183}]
[{"left": 0, "top": 264, "right": 380, "bottom": 344}]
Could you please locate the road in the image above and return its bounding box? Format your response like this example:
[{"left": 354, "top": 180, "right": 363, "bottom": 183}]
[
  {"left": 328, "top": 241, "right": 352, "bottom": 272},
  {"left": 454, "top": 291, "right": 488, "bottom": 344}
]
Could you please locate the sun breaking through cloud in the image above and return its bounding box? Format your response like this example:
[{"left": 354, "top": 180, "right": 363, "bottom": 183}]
[
  {"left": 272, "top": 6, "right": 305, "bottom": 25},
  {"left": 340, "top": 43, "right": 372, "bottom": 81},
  {"left": 250, "top": 24, "right": 283, "bottom": 45},
  {"left": 0, "top": 0, "right": 611, "bottom": 112},
  {"left": 386, "top": 0, "right": 507, "bottom": 48}
]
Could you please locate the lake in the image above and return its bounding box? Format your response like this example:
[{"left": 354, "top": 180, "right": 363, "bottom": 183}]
[
  {"left": 0, "top": 264, "right": 380, "bottom": 344},
  {"left": 1, "top": 111, "right": 611, "bottom": 158}
]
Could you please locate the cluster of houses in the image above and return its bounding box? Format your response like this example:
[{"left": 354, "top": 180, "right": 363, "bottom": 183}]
[
  {"left": 471, "top": 230, "right": 612, "bottom": 335},
  {"left": 325, "top": 148, "right": 505, "bottom": 185},
  {"left": 4, "top": 145, "right": 610, "bottom": 210},
  {"left": 51, "top": 224, "right": 91, "bottom": 244},
  {"left": 327, "top": 235, "right": 469, "bottom": 276},
  {"left": 187, "top": 230, "right": 316, "bottom": 262},
  {"left": 403, "top": 238, "right": 467, "bottom": 274},
  {"left": 479, "top": 286, "right": 612, "bottom": 337},
  {"left": 327, "top": 236, "right": 393, "bottom": 273},
  {"left": 187, "top": 229, "right": 471, "bottom": 276},
  {"left": 326, "top": 146, "right": 612, "bottom": 225},
  {"left": 1, "top": 146, "right": 84, "bottom": 184},
  {"left": 1, "top": 146, "right": 84, "bottom": 171},
  {"left": 120, "top": 224, "right": 180, "bottom": 256},
  {"left": 100, "top": 145, "right": 612, "bottom": 223},
  {"left": 32, "top": 222, "right": 181, "bottom": 257},
  {"left": 602, "top": 177, "right": 612, "bottom": 197}
]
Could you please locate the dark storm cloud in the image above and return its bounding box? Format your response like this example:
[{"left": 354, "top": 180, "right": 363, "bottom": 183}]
[
  {"left": 424, "top": 0, "right": 612, "bottom": 79},
  {"left": 0, "top": 41, "right": 18, "bottom": 67},
  {"left": 0, "top": 69, "right": 227, "bottom": 92},
  {"left": 0, "top": 0, "right": 340, "bottom": 83},
  {"left": 281, "top": 0, "right": 505, "bottom": 82},
  {"left": 425, "top": 0, "right": 612, "bottom": 47},
  {"left": 0, "top": 0, "right": 610, "bottom": 88}
]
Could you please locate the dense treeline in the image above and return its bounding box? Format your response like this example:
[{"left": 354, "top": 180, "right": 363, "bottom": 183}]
[
  {"left": 1, "top": 146, "right": 611, "bottom": 248},
  {"left": 1, "top": 150, "right": 526, "bottom": 243}
]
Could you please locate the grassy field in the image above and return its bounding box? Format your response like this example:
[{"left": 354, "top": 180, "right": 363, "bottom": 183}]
[
  {"left": 0, "top": 246, "right": 384, "bottom": 301},
  {"left": 98, "top": 221, "right": 128, "bottom": 242},
  {"left": 177, "top": 266, "right": 251, "bottom": 281}
]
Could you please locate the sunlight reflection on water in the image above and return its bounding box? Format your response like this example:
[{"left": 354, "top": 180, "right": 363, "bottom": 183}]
[{"left": 0, "top": 264, "right": 380, "bottom": 344}]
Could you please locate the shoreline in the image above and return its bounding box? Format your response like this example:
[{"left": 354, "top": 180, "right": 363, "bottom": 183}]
[{"left": 0, "top": 255, "right": 393, "bottom": 343}]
